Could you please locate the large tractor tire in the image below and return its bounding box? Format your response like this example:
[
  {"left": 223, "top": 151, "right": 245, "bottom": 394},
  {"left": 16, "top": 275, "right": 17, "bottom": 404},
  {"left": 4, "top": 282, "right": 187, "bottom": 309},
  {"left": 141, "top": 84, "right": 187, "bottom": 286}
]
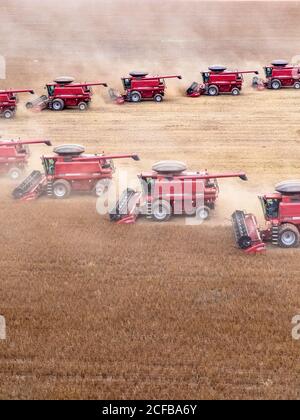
[
  {"left": 271, "top": 79, "right": 282, "bottom": 90},
  {"left": 152, "top": 200, "right": 172, "bottom": 222},
  {"left": 53, "top": 180, "right": 71, "bottom": 199},
  {"left": 278, "top": 224, "right": 300, "bottom": 248},
  {"left": 207, "top": 85, "right": 219, "bottom": 96},
  {"left": 130, "top": 91, "right": 142, "bottom": 103},
  {"left": 52, "top": 99, "right": 65, "bottom": 111}
]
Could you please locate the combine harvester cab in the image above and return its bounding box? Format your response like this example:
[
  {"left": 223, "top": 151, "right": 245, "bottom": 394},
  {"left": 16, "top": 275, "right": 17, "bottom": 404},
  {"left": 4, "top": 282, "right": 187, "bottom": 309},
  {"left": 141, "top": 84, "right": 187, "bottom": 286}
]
[
  {"left": 187, "top": 65, "right": 259, "bottom": 97},
  {"left": 0, "top": 89, "right": 34, "bottom": 119},
  {"left": 253, "top": 60, "right": 300, "bottom": 90},
  {"left": 110, "top": 161, "right": 247, "bottom": 224},
  {"left": 13, "top": 144, "right": 140, "bottom": 201},
  {"left": 26, "top": 77, "right": 108, "bottom": 112},
  {"left": 0, "top": 139, "right": 51, "bottom": 180},
  {"left": 109, "top": 72, "right": 182, "bottom": 104},
  {"left": 232, "top": 180, "right": 300, "bottom": 254}
]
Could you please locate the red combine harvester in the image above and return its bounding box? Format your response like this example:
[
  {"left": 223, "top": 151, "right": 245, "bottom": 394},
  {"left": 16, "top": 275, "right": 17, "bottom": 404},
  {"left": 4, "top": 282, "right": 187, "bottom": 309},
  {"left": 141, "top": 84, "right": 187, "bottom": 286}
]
[
  {"left": 26, "top": 77, "right": 108, "bottom": 112},
  {"left": 232, "top": 181, "right": 300, "bottom": 254},
  {"left": 109, "top": 161, "right": 247, "bottom": 224},
  {"left": 187, "top": 66, "right": 259, "bottom": 97},
  {"left": 12, "top": 144, "right": 140, "bottom": 201},
  {"left": 0, "top": 89, "right": 34, "bottom": 119},
  {"left": 253, "top": 60, "right": 300, "bottom": 90},
  {"left": 109, "top": 72, "right": 182, "bottom": 104},
  {"left": 0, "top": 139, "right": 52, "bottom": 180}
]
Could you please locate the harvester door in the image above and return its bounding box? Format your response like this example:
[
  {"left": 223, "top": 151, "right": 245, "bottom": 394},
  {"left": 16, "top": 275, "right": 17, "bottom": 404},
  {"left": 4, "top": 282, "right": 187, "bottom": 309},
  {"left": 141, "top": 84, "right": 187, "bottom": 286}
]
[
  {"left": 265, "top": 67, "right": 273, "bottom": 78},
  {"left": 48, "top": 159, "right": 55, "bottom": 175},
  {"left": 47, "top": 85, "right": 55, "bottom": 96},
  {"left": 43, "top": 158, "right": 55, "bottom": 175},
  {"left": 202, "top": 73, "right": 210, "bottom": 83},
  {"left": 122, "top": 79, "right": 131, "bottom": 90},
  {"left": 144, "top": 177, "right": 155, "bottom": 195},
  {"left": 42, "top": 158, "right": 49, "bottom": 174},
  {"left": 265, "top": 199, "right": 280, "bottom": 219}
]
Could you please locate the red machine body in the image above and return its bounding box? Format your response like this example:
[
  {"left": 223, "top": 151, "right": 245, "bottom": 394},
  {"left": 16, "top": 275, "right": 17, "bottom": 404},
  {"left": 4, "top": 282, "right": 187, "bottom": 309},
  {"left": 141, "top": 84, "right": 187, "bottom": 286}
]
[
  {"left": 232, "top": 181, "right": 300, "bottom": 254},
  {"left": 0, "top": 89, "right": 34, "bottom": 119},
  {"left": 26, "top": 77, "right": 108, "bottom": 112},
  {"left": 109, "top": 72, "right": 182, "bottom": 104},
  {"left": 13, "top": 144, "right": 140, "bottom": 201},
  {"left": 187, "top": 66, "right": 259, "bottom": 97},
  {"left": 0, "top": 139, "right": 51, "bottom": 180},
  {"left": 253, "top": 60, "right": 300, "bottom": 90},
  {"left": 110, "top": 161, "right": 247, "bottom": 224}
]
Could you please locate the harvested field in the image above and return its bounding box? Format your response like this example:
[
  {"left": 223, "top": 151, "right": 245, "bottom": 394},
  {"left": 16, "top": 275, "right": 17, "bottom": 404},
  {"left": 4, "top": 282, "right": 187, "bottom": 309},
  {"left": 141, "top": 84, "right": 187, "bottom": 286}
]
[{"left": 0, "top": 0, "right": 300, "bottom": 400}]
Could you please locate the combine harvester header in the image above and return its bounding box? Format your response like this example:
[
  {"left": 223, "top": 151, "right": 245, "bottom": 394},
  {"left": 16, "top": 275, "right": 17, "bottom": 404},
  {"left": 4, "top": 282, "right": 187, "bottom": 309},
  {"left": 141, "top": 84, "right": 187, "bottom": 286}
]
[
  {"left": 109, "top": 72, "right": 182, "bottom": 104},
  {"left": 232, "top": 180, "right": 300, "bottom": 254},
  {"left": 26, "top": 77, "right": 108, "bottom": 112},
  {"left": 187, "top": 65, "right": 259, "bottom": 97}
]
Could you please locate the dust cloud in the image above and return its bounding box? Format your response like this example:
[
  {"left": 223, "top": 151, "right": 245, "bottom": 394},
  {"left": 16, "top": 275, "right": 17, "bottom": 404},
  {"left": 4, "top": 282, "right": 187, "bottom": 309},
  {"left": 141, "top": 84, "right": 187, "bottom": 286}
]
[{"left": 1, "top": 0, "right": 300, "bottom": 90}]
